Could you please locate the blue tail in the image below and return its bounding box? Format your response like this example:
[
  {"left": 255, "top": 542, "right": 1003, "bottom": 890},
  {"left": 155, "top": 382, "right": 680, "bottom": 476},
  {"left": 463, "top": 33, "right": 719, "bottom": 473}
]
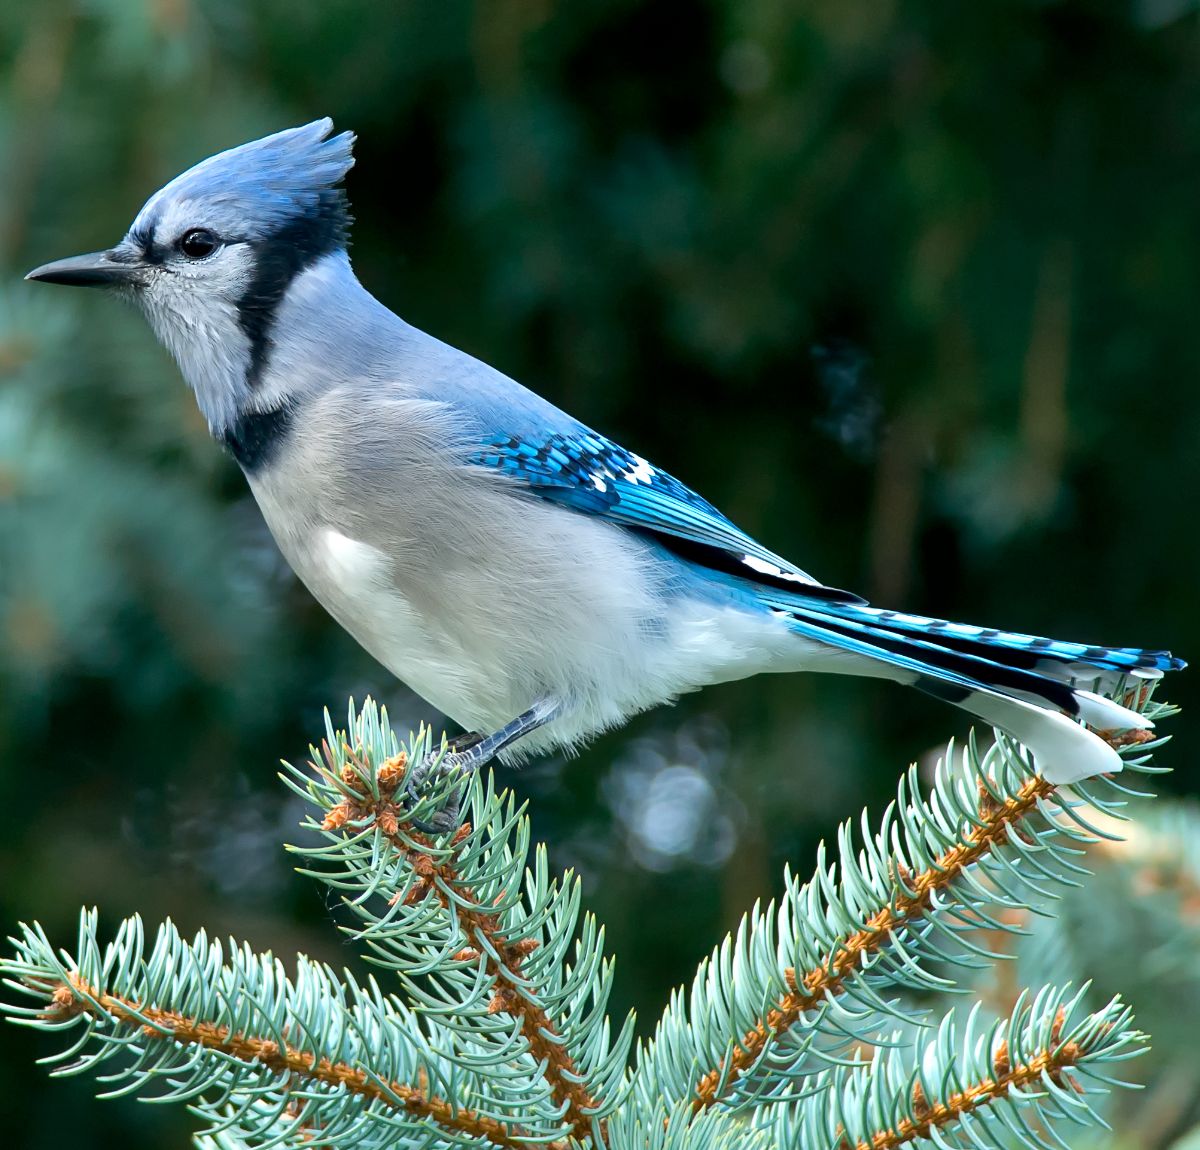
[
  {"left": 819, "top": 604, "right": 1182, "bottom": 677},
  {"left": 745, "top": 589, "right": 1184, "bottom": 783},
  {"left": 769, "top": 594, "right": 1183, "bottom": 717}
]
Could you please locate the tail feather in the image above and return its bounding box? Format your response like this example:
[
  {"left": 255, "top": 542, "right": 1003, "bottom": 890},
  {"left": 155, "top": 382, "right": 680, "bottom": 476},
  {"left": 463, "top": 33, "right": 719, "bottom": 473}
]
[
  {"left": 823, "top": 604, "right": 1183, "bottom": 676},
  {"left": 935, "top": 687, "right": 1124, "bottom": 784},
  {"left": 788, "top": 607, "right": 1080, "bottom": 715},
  {"left": 764, "top": 594, "right": 1184, "bottom": 784}
]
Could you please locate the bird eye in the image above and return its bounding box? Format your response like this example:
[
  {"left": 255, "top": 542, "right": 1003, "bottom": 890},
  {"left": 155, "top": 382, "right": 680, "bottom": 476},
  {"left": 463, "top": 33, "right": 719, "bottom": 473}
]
[{"left": 178, "top": 229, "right": 220, "bottom": 259}]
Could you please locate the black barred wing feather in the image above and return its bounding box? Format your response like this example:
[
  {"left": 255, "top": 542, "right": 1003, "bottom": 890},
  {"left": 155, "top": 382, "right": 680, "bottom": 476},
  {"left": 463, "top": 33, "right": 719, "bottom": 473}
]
[{"left": 471, "top": 431, "right": 865, "bottom": 605}]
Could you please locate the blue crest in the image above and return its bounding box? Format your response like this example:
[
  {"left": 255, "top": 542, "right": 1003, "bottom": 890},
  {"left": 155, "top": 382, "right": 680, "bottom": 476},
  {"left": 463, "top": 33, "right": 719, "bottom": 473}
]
[{"left": 132, "top": 118, "right": 356, "bottom": 244}]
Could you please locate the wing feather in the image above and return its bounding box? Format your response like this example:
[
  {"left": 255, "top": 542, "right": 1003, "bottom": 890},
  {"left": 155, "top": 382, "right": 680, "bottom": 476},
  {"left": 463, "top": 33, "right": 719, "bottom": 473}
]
[{"left": 471, "top": 431, "right": 865, "bottom": 604}]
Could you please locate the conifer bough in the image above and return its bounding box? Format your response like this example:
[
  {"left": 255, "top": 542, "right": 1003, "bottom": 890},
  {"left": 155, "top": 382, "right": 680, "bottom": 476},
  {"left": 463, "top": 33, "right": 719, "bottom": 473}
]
[{"left": 2, "top": 688, "right": 1175, "bottom": 1149}]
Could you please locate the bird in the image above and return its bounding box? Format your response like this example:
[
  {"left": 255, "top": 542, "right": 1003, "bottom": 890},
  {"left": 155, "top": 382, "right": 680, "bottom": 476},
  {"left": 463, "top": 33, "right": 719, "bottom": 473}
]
[{"left": 26, "top": 119, "right": 1183, "bottom": 813}]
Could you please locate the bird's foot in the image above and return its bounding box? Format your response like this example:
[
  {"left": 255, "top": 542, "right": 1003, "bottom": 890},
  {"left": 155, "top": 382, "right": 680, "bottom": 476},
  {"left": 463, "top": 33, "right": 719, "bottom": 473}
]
[
  {"left": 400, "top": 700, "right": 561, "bottom": 835},
  {"left": 447, "top": 730, "right": 486, "bottom": 754},
  {"left": 402, "top": 745, "right": 475, "bottom": 834}
]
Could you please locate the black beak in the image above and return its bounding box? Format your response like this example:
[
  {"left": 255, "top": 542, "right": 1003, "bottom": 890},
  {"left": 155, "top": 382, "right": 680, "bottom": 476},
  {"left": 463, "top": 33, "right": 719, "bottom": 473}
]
[{"left": 25, "top": 249, "right": 146, "bottom": 288}]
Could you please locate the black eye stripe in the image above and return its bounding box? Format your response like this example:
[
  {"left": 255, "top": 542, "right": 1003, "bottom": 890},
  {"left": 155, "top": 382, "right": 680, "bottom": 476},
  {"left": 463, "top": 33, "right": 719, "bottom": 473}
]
[{"left": 235, "top": 188, "right": 349, "bottom": 389}]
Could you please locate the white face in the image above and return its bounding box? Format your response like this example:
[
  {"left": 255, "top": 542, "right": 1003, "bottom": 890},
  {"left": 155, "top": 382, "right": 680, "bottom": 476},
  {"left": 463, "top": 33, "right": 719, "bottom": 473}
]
[{"left": 123, "top": 197, "right": 260, "bottom": 432}]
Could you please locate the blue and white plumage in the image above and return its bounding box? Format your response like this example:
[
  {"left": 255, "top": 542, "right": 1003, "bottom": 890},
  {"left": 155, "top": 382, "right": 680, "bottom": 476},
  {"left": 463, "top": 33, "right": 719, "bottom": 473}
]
[{"left": 26, "top": 120, "right": 1184, "bottom": 792}]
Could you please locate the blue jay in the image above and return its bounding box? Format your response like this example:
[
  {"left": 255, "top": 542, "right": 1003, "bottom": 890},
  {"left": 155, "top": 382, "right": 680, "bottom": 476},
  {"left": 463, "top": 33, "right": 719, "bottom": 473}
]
[{"left": 26, "top": 121, "right": 1183, "bottom": 807}]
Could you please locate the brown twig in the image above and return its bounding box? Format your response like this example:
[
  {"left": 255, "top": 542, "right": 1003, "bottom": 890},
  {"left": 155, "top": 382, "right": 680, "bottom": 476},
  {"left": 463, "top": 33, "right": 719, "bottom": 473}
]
[
  {"left": 43, "top": 973, "right": 545, "bottom": 1150},
  {"left": 321, "top": 744, "right": 601, "bottom": 1141},
  {"left": 693, "top": 771, "right": 1060, "bottom": 1110}
]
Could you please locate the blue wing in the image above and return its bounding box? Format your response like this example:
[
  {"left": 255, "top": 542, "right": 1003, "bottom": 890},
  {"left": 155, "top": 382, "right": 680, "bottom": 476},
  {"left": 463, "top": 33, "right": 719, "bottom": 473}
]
[{"left": 471, "top": 430, "right": 865, "bottom": 604}]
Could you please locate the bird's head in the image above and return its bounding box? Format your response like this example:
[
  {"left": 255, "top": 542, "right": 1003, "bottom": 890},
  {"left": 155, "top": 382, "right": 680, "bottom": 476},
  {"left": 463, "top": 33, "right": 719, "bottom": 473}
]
[{"left": 26, "top": 119, "right": 356, "bottom": 431}]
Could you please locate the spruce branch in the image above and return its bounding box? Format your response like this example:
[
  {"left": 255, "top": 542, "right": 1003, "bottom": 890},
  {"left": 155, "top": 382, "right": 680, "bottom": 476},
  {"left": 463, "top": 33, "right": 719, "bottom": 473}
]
[
  {"left": 38, "top": 972, "right": 524, "bottom": 1148},
  {"left": 1, "top": 911, "right": 555, "bottom": 1149},
  {"left": 280, "top": 701, "right": 632, "bottom": 1143},
  {"left": 1, "top": 690, "right": 1178, "bottom": 1150},
  {"left": 299, "top": 727, "right": 601, "bottom": 1135},
  {"left": 688, "top": 770, "right": 1059, "bottom": 1112},
  {"left": 772, "top": 985, "right": 1145, "bottom": 1150},
  {"left": 637, "top": 689, "right": 1174, "bottom": 1114}
]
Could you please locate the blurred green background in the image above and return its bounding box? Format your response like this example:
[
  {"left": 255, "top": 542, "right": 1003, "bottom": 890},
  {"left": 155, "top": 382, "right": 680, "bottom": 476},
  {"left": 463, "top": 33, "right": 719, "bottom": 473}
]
[{"left": 2, "top": 1, "right": 1198, "bottom": 1147}]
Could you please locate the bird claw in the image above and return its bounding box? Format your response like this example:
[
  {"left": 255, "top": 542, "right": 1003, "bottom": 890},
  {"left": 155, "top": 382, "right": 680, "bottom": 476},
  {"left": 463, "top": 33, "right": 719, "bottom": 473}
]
[
  {"left": 402, "top": 746, "right": 472, "bottom": 834},
  {"left": 398, "top": 705, "right": 558, "bottom": 834}
]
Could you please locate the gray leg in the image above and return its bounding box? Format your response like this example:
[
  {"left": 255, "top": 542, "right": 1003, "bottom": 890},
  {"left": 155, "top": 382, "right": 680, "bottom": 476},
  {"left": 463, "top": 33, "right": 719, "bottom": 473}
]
[
  {"left": 447, "top": 730, "right": 486, "bottom": 753},
  {"left": 404, "top": 697, "right": 560, "bottom": 831}
]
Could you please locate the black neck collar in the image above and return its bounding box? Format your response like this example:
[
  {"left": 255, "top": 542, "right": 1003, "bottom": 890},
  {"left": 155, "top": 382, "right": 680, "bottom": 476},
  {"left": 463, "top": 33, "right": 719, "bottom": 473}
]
[{"left": 221, "top": 403, "right": 292, "bottom": 472}]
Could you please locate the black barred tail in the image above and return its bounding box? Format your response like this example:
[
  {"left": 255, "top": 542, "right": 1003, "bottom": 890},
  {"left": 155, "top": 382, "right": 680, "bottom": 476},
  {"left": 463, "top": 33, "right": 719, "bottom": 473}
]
[
  {"left": 824, "top": 605, "right": 1182, "bottom": 678},
  {"left": 768, "top": 594, "right": 1185, "bottom": 784}
]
